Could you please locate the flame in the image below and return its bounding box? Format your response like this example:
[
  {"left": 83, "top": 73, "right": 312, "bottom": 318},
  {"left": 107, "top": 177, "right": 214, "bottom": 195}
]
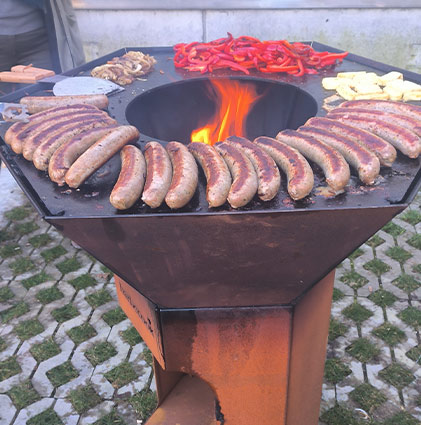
[{"left": 191, "top": 79, "right": 261, "bottom": 145}]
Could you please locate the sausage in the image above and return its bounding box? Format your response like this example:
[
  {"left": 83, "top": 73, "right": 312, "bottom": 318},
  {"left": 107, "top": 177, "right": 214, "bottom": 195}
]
[
  {"left": 326, "top": 113, "right": 421, "bottom": 159},
  {"left": 328, "top": 107, "right": 421, "bottom": 138},
  {"left": 214, "top": 142, "right": 258, "bottom": 208},
  {"left": 65, "top": 125, "right": 139, "bottom": 189},
  {"left": 110, "top": 145, "right": 146, "bottom": 210},
  {"left": 32, "top": 117, "right": 117, "bottom": 170},
  {"left": 4, "top": 104, "right": 99, "bottom": 149},
  {"left": 165, "top": 142, "right": 198, "bottom": 209},
  {"left": 276, "top": 130, "right": 350, "bottom": 192},
  {"left": 305, "top": 117, "right": 397, "bottom": 167},
  {"left": 141, "top": 141, "right": 172, "bottom": 208},
  {"left": 225, "top": 136, "right": 281, "bottom": 201},
  {"left": 188, "top": 142, "right": 231, "bottom": 208},
  {"left": 254, "top": 136, "right": 314, "bottom": 201},
  {"left": 48, "top": 126, "right": 116, "bottom": 185},
  {"left": 22, "top": 111, "right": 109, "bottom": 160},
  {"left": 298, "top": 126, "right": 380, "bottom": 185},
  {"left": 20, "top": 94, "right": 109, "bottom": 114},
  {"left": 339, "top": 99, "right": 421, "bottom": 122}
]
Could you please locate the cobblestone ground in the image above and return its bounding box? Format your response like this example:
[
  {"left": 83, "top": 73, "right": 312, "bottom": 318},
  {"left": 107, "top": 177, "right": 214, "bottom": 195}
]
[{"left": 0, "top": 169, "right": 420, "bottom": 425}]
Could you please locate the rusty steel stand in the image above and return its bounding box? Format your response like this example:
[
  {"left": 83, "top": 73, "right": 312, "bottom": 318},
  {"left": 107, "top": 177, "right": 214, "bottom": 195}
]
[{"left": 115, "top": 270, "right": 335, "bottom": 425}]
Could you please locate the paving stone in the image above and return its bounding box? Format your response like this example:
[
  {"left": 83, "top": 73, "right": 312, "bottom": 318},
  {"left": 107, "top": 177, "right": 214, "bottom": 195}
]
[
  {"left": 54, "top": 398, "right": 80, "bottom": 425},
  {"left": 14, "top": 398, "right": 55, "bottom": 424},
  {"left": 0, "top": 394, "right": 17, "bottom": 425}
]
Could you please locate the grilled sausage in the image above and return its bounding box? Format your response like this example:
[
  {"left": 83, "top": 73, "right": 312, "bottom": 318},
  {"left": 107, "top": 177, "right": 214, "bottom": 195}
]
[
  {"left": 110, "top": 145, "right": 146, "bottom": 210},
  {"left": 165, "top": 142, "right": 198, "bottom": 209},
  {"left": 65, "top": 125, "right": 139, "bottom": 189},
  {"left": 22, "top": 111, "right": 109, "bottom": 160},
  {"left": 48, "top": 126, "right": 117, "bottom": 185},
  {"left": 305, "top": 117, "right": 397, "bottom": 167},
  {"left": 340, "top": 99, "right": 421, "bottom": 121},
  {"left": 33, "top": 117, "right": 117, "bottom": 170},
  {"left": 4, "top": 104, "right": 99, "bottom": 149},
  {"left": 20, "top": 94, "right": 109, "bottom": 114},
  {"left": 225, "top": 136, "right": 281, "bottom": 201},
  {"left": 141, "top": 141, "right": 172, "bottom": 208},
  {"left": 214, "top": 142, "right": 258, "bottom": 208},
  {"left": 188, "top": 142, "right": 231, "bottom": 208},
  {"left": 328, "top": 107, "right": 421, "bottom": 138},
  {"left": 298, "top": 126, "right": 380, "bottom": 185},
  {"left": 276, "top": 130, "right": 350, "bottom": 192},
  {"left": 254, "top": 136, "right": 314, "bottom": 200},
  {"left": 326, "top": 114, "right": 421, "bottom": 158}
]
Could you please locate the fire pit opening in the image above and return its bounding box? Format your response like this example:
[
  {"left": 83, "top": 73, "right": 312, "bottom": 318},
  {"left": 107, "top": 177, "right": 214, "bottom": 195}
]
[{"left": 126, "top": 77, "right": 317, "bottom": 144}]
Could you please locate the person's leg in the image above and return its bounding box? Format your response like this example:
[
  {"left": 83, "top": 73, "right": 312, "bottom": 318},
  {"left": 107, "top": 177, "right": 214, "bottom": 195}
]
[
  {"left": 15, "top": 27, "right": 53, "bottom": 70},
  {"left": 0, "top": 34, "right": 17, "bottom": 71}
]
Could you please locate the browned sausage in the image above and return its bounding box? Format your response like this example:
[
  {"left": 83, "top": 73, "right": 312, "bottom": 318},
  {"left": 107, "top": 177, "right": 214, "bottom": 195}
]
[
  {"left": 20, "top": 94, "right": 109, "bottom": 114},
  {"left": 110, "top": 145, "right": 146, "bottom": 210},
  {"left": 65, "top": 125, "right": 139, "bottom": 188},
  {"left": 305, "top": 117, "right": 397, "bottom": 167},
  {"left": 326, "top": 113, "right": 421, "bottom": 158},
  {"left": 33, "top": 117, "right": 117, "bottom": 170},
  {"left": 225, "top": 136, "right": 281, "bottom": 201},
  {"left": 48, "top": 126, "right": 117, "bottom": 185},
  {"left": 188, "top": 142, "right": 231, "bottom": 208},
  {"left": 214, "top": 142, "right": 258, "bottom": 208},
  {"left": 141, "top": 142, "right": 172, "bottom": 208},
  {"left": 276, "top": 129, "right": 350, "bottom": 192},
  {"left": 298, "top": 126, "right": 380, "bottom": 185},
  {"left": 254, "top": 136, "right": 314, "bottom": 200},
  {"left": 165, "top": 142, "right": 198, "bottom": 209}
]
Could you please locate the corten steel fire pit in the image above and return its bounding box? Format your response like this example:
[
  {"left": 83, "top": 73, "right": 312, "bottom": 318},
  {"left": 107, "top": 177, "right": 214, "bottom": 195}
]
[{"left": 1, "top": 43, "right": 421, "bottom": 424}]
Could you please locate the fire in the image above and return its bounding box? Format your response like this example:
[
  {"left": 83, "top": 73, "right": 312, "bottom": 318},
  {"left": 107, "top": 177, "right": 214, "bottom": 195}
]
[{"left": 191, "top": 79, "right": 261, "bottom": 145}]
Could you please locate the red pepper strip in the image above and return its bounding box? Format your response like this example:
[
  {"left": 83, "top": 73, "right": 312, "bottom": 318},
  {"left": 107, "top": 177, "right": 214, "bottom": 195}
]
[
  {"left": 259, "top": 65, "right": 299, "bottom": 73},
  {"left": 217, "top": 59, "right": 250, "bottom": 74},
  {"left": 295, "top": 59, "right": 305, "bottom": 77}
]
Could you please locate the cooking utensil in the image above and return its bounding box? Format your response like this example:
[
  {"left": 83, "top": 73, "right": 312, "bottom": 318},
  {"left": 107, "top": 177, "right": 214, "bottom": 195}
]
[{"left": 0, "top": 103, "right": 29, "bottom": 123}]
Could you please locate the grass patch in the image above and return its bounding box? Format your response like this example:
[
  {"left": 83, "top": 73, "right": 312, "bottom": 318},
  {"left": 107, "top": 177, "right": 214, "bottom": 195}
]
[
  {"left": 103, "top": 307, "right": 126, "bottom": 326},
  {"left": 68, "top": 385, "right": 101, "bottom": 414},
  {"left": 393, "top": 274, "right": 420, "bottom": 293},
  {"left": 0, "top": 286, "right": 14, "bottom": 302},
  {"left": 407, "top": 233, "right": 421, "bottom": 250},
  {"left": 130, "top": 389, "right": 157, "bottom": 422},
  {"left": 406, "top": 345, "right": 421, "bottom": 363},
  {"left": 379, "top": 363, "right": 414, "bottom": 389},
  {"left": 345, "top": 338, "right": 380, "bottom": 363},
  {"left": 413, "top": 264, "right": 421, "bottom": 274},
  {"left": 47, "top": 361, "right": 78, "bottom": 387},
  {"left": 105, "top": 361, "right": 137, "bottom": 388},
  {"left": 0, "top": 357, "right": 21, "bottom": 381},
  {"left": 383, "top": 412, "right": 419, "bottom": 425},
  {"left": 332, "top": 288, "right": 344, "bottom": 302},
  {"left": 0, "top": 228, "right": 16, "bottom": 242},
  {"left": 67, "top": 323, "right": 97, "bottom": 345},
  {"left": 27, "top": 408, "right": 63, "bottom": 425},
  {"left": 324, "top": 358, "right": 351, "bottom": 384},
  {"left": 366, "top": 235, "right": 385, "bottom": 248},
  {"left": 29, "top": 233, "right": 52, "bottom": 248},
  {"left": 51, "top": 304, "right": 79, "bottom": 323},
  {"left": 320, "top": 404, "right": 358, "bottom": 425},
  {"left": 36, "top": 287, "right": 64, "bottom": 304},
  {"left": 0, "top": 336, "right": 6, "bottom": 351},
  {"left": 385, "top": 246, "right": 412, "bottom": 263},
  {"left": 21, "top": 271, "right": 52, "bottom": 290},
  {"left": 121, "top": 326, "right": 143, "bottom": 346},
  {"left": 368, "top": 289, "right": 397, "bottom": 307},
  {"left": 15, "top": 319, "right": 44, "bottom": 340},
  {"left": 142, "top": 347, "right": 153, "bottom": 367},
  {"left": 93, "top": 410, "right": 127, "bottom": 425},
  {"left": 398, "top": 306, "right": 421, "bottom": 328},
  {"left": 4, "top": 206, "right": 31, "bottom": 221},
  {"left": 363, "top": 258, "right": 390, "bottom": 276},
  {"left": 86, "top": 289, "right": 112, "bottom": 308},
  {"left": 373, "top": 322, "right": 406, "bottom": 346},
  {"left": 30, "top": 338, "right": 61, "bottom": 362},
  {"left": 0, "top": 243, "right": 21, "bottom": 259},
  {"left": 382, "top": 221, "right": 405, "bottom": 237},
  {"left": 340, "top": 270, "right": 368, "bottom": 289},
  {"left": 69, "top": 273, "right": 96, "bottom": 290},
  {"left": 342, "top": 302, "right": 373, "bottom": 324},
  {"left": 9, "top": 256, "right": 35, "bottom": 275},
  {"left": 56, "top": 257, "right": 81, "bottom": 274},
  {"left": 14, "top": 222, "right": 39, "bottom": 236},
  {"left": 400, "top": 209, "right": 421, "bottom": 226},
  {"left": 0, "top": 301, "right": 29, "bottom": 323},
  {"left": 41, "top": 245, "right": 67, "bottom": 263},
  {"left": 85, "top": 341, "right": 117, "bottom": 366},
  {"left": 7, "top": 381, "right": 40, "bottom": 409},
  {"left": 348, "top": 247, "right": 364, "bottom": 261},
  {"left": 349, "top": 383, "right": 386, "bottom": 412}
]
